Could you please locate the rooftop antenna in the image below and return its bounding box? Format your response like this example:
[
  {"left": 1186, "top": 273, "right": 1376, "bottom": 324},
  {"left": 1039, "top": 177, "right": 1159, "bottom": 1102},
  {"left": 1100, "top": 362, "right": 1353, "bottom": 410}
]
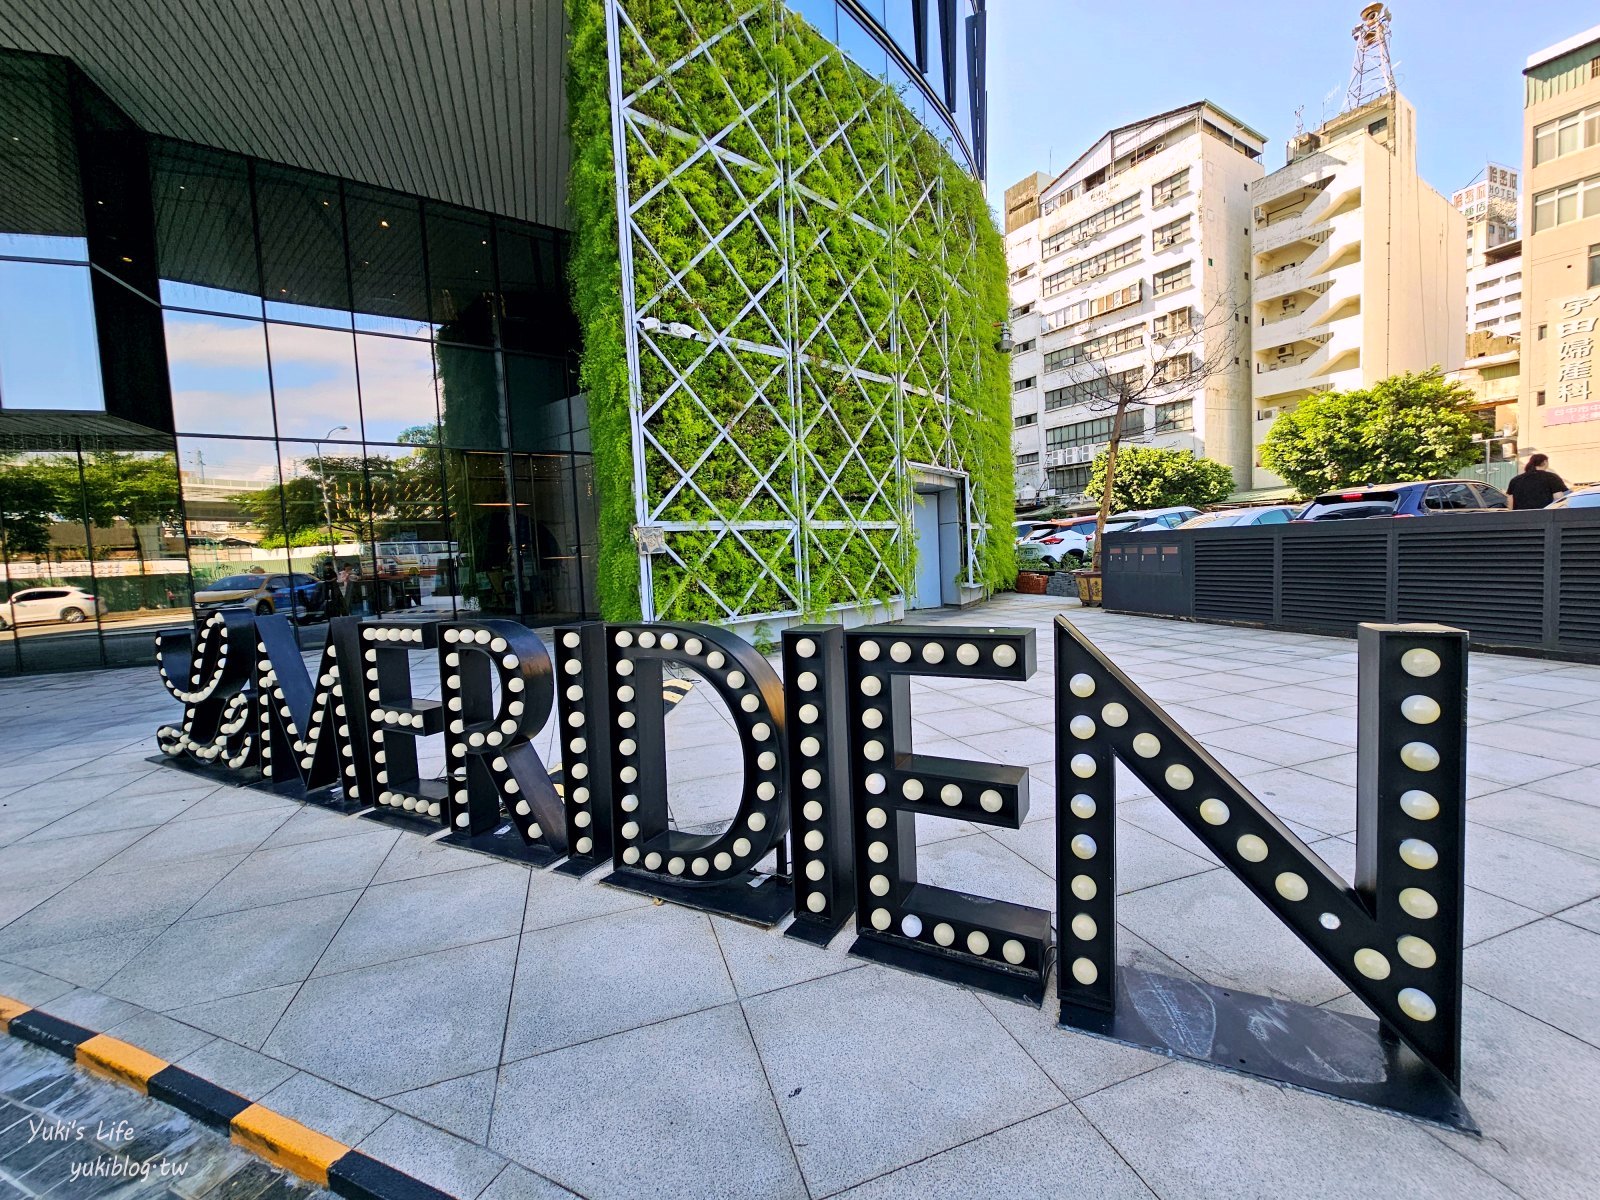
[
  {"left": 1292, "top": 105, "right": 1306, "bottom": 139},
  {"left": 1345, "top": 3, "right": 1396, "bottom": 111}
]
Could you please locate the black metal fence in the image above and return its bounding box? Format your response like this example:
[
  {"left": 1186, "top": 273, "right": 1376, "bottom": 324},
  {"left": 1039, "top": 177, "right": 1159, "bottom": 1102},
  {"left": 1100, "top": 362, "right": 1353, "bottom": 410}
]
[{"left": 1100, "top": 509, "right": 1600, "bottom": 659}]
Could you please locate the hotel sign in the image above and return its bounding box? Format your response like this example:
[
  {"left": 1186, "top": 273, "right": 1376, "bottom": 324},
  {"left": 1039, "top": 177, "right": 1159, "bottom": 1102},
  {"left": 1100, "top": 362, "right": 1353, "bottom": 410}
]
[{"left": 152, "top": 611, "right": 1476, "bottom": 1129}]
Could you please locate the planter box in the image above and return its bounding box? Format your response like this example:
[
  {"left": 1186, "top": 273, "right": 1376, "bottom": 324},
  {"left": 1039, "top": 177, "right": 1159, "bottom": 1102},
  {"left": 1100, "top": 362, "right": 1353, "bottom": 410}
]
[
  {"left": 1076, "top": 570, "right": 1103, "bottom": 607},
  {"left": 1015, "top": 572, "right": 1049, "bottom": 595}
]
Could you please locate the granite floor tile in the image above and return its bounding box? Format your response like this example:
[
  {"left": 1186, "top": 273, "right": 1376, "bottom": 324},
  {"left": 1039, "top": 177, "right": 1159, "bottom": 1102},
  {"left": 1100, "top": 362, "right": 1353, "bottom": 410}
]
[
  {"left": 264, "top": 936, "right": 519, "bottom": 1097},
  {"left": 166, "top": 984, "right": 300, "bottom": 1051},
  {"left": 492, "top": 1005, "right": 805, "bottom": 1200},
  {"left": 1466, "top": 918, "right": 1600, "bottom": 1048},
  {"left": 833, "top": 1103, "right": 1155, "bottom": 1200},
  {"left": 1078, "top": 1054, "right": 1517, "bottom": 1200},
  {"left": 384, "top": 1068, "right": 498, "bottom": 1144},
  {"left": 358, "top": 1112, "right": 508, "bottom": 1199},
  {"left": 260, "top": 1071, "right": 394, "bottom": 1145},
  {"left": 503, "top": 904, "right": 735, "bottom": 1060},
  {"left": 743, "top": 965, "right": 1064, "bottom": 1196}
]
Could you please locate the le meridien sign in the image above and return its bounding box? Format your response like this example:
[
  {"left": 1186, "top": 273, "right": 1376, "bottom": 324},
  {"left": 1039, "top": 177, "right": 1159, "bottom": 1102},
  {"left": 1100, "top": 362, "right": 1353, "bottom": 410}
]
[{"left": 154, "top": 612, "right": 1474, "bottom": 1129}]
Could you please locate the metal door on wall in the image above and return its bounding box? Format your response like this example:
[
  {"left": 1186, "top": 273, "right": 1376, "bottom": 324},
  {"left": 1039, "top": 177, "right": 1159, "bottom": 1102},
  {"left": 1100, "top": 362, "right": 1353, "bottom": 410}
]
[{"left": 911, "top": 491, "right": 943, "bottom": 610}]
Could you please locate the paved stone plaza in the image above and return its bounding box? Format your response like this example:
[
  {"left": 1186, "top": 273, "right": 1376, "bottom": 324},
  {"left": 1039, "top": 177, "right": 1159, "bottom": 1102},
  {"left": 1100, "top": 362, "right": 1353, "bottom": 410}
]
[{"left": 2, "top": 596, "right": 1598, "bottom": 1198}]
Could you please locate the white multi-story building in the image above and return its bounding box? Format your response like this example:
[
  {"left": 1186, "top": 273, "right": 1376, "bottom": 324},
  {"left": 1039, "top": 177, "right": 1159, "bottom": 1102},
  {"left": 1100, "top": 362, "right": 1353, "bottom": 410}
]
[
  {"left": 1003, "top": 102, "right": 1266, "bottom": 509},
  {"left": 1249, "top": 92, "right": 1465, "bottom": 490},
  {"left": 1454, "top": 163, "right": 1522, "bottom": 339}
]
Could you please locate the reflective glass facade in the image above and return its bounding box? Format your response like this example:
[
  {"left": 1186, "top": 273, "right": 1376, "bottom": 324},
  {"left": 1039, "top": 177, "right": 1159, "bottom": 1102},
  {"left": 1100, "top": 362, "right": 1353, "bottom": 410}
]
[
  {"left": 786, "top": 1, "right": 987, "bottom": 176},
  {"left": 0, "top": 50, "right": 590, "bottom": 675}
]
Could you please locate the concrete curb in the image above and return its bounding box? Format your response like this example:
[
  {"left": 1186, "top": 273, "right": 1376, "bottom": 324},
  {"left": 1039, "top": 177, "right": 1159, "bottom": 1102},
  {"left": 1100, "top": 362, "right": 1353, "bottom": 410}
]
[{"left": 1, "top": 992, "right": 452, "bottom": 1200}]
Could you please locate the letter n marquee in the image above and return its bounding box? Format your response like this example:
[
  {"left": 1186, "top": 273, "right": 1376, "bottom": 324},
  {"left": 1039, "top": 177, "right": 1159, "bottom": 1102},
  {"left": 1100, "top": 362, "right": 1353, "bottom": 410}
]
[{"left": 1055, "top": 616, "right": 1475, "bottom": 1131}]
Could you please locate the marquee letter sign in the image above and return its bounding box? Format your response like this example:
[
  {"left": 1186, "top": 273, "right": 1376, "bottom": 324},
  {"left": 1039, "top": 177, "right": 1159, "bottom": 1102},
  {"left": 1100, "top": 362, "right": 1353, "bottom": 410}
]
[
  {"left": 1055, "top": 616, "right": 1471, "bottom": 1128},
  {"left": 149, "top": 611, "right": 1473, "bottom": 1129},
  {"left": 842, "top": 626, "right": 1051, "bottom": 1003}
]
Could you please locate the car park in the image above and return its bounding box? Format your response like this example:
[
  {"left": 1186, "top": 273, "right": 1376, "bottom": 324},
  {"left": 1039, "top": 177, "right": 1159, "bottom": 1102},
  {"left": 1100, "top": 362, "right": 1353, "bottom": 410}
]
[
  {"left": 1178, "top": 504, "right": 1300, "bottom": 529},
  {"left": 0, "top": 586, "right": 105, "bottom": 630},
  {"left": 192, "top": 572, "right": 325, "bottom": 620},
  {"left": 1294, "top": 480, "right": 1509, "bottom": 520}
]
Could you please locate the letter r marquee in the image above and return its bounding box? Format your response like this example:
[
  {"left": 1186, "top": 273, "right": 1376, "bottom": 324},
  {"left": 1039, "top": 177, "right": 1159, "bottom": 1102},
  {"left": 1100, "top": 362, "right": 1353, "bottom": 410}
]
[{"left": 1055, "top": 616, "right": 1472, "bottom": 1128}]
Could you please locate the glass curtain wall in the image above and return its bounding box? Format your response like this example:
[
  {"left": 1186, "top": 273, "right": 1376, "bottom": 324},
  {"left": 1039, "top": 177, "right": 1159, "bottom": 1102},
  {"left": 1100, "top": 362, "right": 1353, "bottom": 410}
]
[{"left": 151, "top": 142, "right": 592, "bottom": 638}]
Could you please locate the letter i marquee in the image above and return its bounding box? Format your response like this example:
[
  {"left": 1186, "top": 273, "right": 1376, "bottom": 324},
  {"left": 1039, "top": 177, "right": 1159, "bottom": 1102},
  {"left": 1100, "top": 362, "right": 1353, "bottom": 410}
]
[{"left": 1055, "top": 616, "right": 1474, "bottom": 1130}]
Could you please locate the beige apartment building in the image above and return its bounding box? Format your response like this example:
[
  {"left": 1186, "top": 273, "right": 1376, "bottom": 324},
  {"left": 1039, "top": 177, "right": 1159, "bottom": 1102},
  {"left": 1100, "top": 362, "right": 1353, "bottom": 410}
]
[
  {"left": 1248, "top": 92, "right": 1465, "bottom": 491},
  {"left": 1520, "top": 24, "right": 1600, "bottom": 485},
  {"left": 1004, "top": 102, "right": 1265, "bottom": 509}
]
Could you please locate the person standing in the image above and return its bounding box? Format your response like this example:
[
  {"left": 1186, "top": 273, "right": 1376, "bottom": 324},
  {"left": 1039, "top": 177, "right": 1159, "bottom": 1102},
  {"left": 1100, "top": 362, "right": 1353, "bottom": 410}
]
[{"left": 1506, "top": 454, "right": 1569, "bottom": 510}]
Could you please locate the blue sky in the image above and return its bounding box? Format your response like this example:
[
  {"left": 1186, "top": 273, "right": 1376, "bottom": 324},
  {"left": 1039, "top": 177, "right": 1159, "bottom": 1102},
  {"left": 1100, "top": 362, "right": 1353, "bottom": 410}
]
[{"left": 986, "top": 1, "right": 1598, "bottom": 200}]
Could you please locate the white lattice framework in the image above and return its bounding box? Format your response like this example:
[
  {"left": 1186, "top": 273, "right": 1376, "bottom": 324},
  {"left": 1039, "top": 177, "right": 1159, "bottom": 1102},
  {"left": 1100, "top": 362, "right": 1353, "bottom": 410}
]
[{"left": 605, "top": 0, "right": 987, "bottom": 623}]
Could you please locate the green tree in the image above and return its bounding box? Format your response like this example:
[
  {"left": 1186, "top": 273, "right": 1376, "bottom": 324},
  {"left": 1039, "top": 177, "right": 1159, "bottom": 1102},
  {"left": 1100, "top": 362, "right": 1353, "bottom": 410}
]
[
  {"left": 0, "top": 455, "right": 62, "bottom": 559},
  {"left": 1087, "top": 445, "right": 1236, "bottom": 512},
  {"left": 1260, "top": 370, "right": 1485, "bottom": 496}
]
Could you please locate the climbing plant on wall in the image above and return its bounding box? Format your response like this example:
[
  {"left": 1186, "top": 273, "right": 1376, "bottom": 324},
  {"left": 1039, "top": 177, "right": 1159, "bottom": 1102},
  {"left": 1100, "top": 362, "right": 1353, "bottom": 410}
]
[{"left": 567, "top": 0, "right": 1013, "bottom": 623}]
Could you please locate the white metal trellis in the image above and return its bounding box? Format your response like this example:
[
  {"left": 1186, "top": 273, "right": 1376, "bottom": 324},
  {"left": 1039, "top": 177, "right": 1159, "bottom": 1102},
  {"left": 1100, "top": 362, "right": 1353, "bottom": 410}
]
[{"left": 603, "top": 0, "right": 992, "bottom": 622}]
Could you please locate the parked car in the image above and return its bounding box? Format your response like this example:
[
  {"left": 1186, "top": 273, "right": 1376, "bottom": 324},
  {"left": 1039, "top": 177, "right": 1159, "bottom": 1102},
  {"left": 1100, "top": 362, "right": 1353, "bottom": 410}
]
[
  {"left": 1096, "top": 506, "right": 1202, "bottom": 535},
  {"left": 1178, "top": 504, "right": 1300, "bottom": 529},
  {"left": 192, "top": 572, "right": 325, "bottom": 620},
  {"left": 1013, "top": 520, "right": 1050, "bottom": 544},
  {"left": 1025, "top": 516, "right": 1097, "bottom": 564},
  {"left": 1547, "top": 485, "right": 1600, "bottom": 509},
  {"left": 1295, "top": 480, "right": 1509, "bottom": 521},
  {"left": 0, "top": 586, "right": 106, "bottom": 630}
]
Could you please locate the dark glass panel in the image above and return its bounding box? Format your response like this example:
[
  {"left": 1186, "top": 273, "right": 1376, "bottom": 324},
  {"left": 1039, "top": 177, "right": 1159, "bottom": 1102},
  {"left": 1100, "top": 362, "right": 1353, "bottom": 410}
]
[
  {"left": 355, "top": 332, "right": 439, "bottom": 444},
  {"left": 256, "top": 164, "right": 351, "bottom": 327},
  {"left": 276, "top": 441, "right": 372, "bottom": 620},
  {"left": 436, "top": 343, "right": 505, "bottom": 449},
  {"left": 426, "top": 205, "right": 495, "bottom": 346},
  {"left": 2, "top": 448, "right": 103, "bottom": 672},
  {"left": 264, "top": 321, "right": 361, "bottom": 442},
  {"left": 177, "top": 436, "right": 287, "bottom": 604},
  {"left": 152, "top": 143, "right": 262, "bottom": 316},
  {"left": 511, "top": 452, "right": 585, "bottom": 621},
  {"left": 496, "top": 221, "right": 569, "bottom": 354},
  {"left": 0, "top": 54, "right": 87, "bottom": 264},
  {"left": 165, "top": 310, "right": 276, "bottom": 437},
  {"left": 346, "top": 184, "right": 433, "bottom": 336},
  {"left": 572, "top": 454, "right": 599, "bottom": 614},
  {"left": 442, "top": 448, "right": 517, "bottom": 616},
  {"left": 366, "top": 439, "right": 453, "bottom": 615},
  {"left": 79, "top": 447, "right": 191, "bottom": 667},
  {"left": 0, "top": 260, "right": 105, "bottom": 410},
  {"left": 506, "top": 353, "right": 573, "bottom": 453}
]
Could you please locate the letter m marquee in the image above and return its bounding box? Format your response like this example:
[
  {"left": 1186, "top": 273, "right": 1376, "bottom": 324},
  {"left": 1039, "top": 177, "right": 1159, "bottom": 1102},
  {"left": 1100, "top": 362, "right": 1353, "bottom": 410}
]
[{"left": 1055, "top": 616, "right": 1474, "bottom": 1130}]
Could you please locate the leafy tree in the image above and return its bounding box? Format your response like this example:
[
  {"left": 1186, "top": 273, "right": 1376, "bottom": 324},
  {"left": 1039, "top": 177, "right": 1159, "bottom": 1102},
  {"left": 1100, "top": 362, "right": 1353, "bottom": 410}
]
[
  {"left": 1260, "top": 370, "right": 1485, "bottom": 496},
  {"left": 0, "top": 455, "right": 62, "bottom": 559},
  {"left": 1087, "top": 446, "right": 1236, "bottom": 512}
]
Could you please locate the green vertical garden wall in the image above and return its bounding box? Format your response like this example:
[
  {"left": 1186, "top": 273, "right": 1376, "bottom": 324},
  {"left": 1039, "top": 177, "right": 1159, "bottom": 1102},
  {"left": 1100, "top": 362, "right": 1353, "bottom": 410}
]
[{"left": 567, "top": 0, "right": 1014, "bottom": 624}]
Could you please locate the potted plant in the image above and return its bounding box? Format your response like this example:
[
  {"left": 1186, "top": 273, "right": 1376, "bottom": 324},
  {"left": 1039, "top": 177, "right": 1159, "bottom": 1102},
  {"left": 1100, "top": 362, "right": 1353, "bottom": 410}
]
[
  {"left": 1014, "top": 543, "right": 1050, "bottom": 595},
  {"left": 1074, "top": 560, "right": 1103, "bottom": 607}
]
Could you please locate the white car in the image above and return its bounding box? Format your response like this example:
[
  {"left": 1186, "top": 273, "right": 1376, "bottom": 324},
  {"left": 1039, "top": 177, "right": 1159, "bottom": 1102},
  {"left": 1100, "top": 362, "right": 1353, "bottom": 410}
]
[
  {"left": 1024, "top": 519, "right": 1095, "bottom": 565},
  {"left": 0, "top": 586, "right": 106, "bottom": 630}
]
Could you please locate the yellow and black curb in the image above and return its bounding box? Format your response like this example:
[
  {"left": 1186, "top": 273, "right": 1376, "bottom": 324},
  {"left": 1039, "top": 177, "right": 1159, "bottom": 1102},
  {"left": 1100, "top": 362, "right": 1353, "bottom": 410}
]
[{"left": 1, "top": 993, "right": 450, "bottom": 1200}]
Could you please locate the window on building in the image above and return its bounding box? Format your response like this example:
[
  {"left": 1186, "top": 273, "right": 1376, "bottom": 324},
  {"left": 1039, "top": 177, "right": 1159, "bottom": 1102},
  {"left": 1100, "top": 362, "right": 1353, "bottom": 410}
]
[
  {"left": 1046, "top": 367, "right": 1143, "bottom": 411},
  {"left": 1014, "top": 412, "right": 1038, "bottom": 428},
  {"left": 1591, "top": 244, "right": 1600, "bottom": 288},
  {"left": 1537, "top": 390, "right": 1546, "bottom": 406},
  {"left": 1531, "top": 173, "right": 1600, "bottom": 232},
  {"left": 1153, "top": 261, "right": 1192, "bottom": 296},
  {"left": 1011, "top": 338, "right": 1035, "bottom": 353},
  {"left": 1046, "top": 409, "right": 1146, "bottom": 450},
  {"left": 1042, "top": 280, "right": 1143, "bottom": 332},
  {"left": 1013, "top": 376, "right": 1036, "bottom": 391},
  {"left": 1043, "top": 322, "right": 1144, "bottom": 372},
  {"left": 1041, "top": 238, "right": 1141, "bottom": 296},
  {"left": 1152, "top": 215, "right": 1191, "bottom": 249},
  {"left": 1154, "top": 352, "right": 1197, "bottom": 383},
  {"left": 1040, "top": 194, "right": 1141, "bottom": 258},
  {"left": 1010, "top": 264, "right": 1034, "bottom": 281},
  {"left": 1152, "top": 168, "right": 1190, "bottom": 207},
  {"left": 1505, "top": 272, "right": 1521, "bottom": 283},
  {"left": 1017, "top": 452, "right": 1040, "bottom": 466},
  {"left": 1011, "top": 301, "right": 1034, "bottom": 317},
  {"left": 1047, "top": 464, "right": 1092, "bottom": 494},
  {"left": 1152, "top": 307, "right": 1193, "bottom": 339},
  {"left": 1533, "top": 103, "right": 1600, "bottom": 165},
  {"left": 1154, "top": 399, "right": 1194, "bottom": 433}
]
